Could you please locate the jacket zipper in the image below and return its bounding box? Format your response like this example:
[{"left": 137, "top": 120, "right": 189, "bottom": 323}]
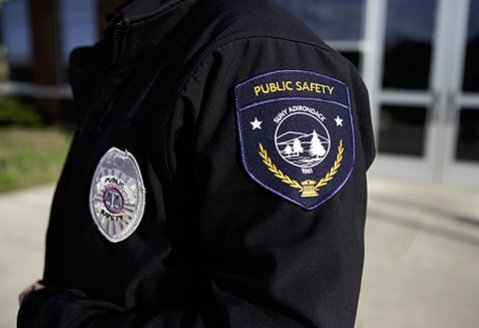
[
  {"left": 112, "top": 20, "right": 125, "bottom": 64},
  {"left": 92, "top": 19, "right": 127, "bottom": 133},
  {"left": 78, "top": 19, "right": 125, "bottom": 138}
]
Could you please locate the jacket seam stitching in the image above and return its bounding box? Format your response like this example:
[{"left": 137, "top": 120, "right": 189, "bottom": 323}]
[{"left": 164, "top": 35, "right": 338, "bottom": 177}]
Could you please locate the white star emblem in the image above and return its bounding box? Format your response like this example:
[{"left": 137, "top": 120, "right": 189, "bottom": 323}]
[
  {"left": 334, "top": 115, "right": 343, "bottom": 127},
  {"left": 250, "top": 117, "right": 263, "bottom": 130}
]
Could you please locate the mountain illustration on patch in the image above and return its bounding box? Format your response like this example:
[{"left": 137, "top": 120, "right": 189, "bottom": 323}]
[{"left": 276, "top": 130, "right": 330, "bottom": 168}]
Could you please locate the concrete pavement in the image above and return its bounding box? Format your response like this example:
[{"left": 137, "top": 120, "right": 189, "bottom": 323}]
[
  {"left": 1, "top": 177, "right": 478, "bottom": 328},
  {"left": 0, "top": 185, "right": 53, "bottom": 328},
  {"left": 357, "top": 177, "right": 479, "bottom": 328}
]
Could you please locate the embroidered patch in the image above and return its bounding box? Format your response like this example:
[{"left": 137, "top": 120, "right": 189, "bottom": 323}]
[
  {"left": 235, "top": 70, "right": 355, "bottom": 210},
  {"left": 89, "top": 147, "right": 146, "bottom": 243}
]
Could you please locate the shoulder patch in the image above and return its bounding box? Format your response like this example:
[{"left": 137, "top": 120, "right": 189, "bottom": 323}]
[
  {"left": 89, "top": 147, "right": 146, "bottom": 243},
  {"left": 235, "top": 70, "right": 355, "bottom": 210}
]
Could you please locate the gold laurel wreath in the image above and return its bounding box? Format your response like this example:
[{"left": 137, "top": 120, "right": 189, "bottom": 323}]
[
  {"left": 314, "top": 140, "right": 344, "bottom": 190},
  {"left": 258, "top": 140, "right": 344, "bottom": 195},
  {"left": 259, "top": 144, "right": 303, "bottom": 191}
]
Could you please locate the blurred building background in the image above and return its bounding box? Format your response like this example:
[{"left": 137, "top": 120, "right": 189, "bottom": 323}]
[
  {"left": 0, "top": 0, "right": 121, "bottom": 123},
  {"left": 0, "top": 0, "right": 478, "bottom": 185}
]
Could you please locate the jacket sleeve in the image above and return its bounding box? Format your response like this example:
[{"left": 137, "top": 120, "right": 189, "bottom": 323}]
[
  {"left": 173, "top": 39, "right": 374, "bottom": 327},
  {"left": 17, "top": 288, "right": 198, "bottom": 327},
  {"left": 18, "top": 38, "right": 374, "bottom": 328}
]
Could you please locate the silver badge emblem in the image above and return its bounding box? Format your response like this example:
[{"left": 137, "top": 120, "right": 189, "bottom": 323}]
[{"left": 89, "top": 147, "right": 146, "bottom": 243}]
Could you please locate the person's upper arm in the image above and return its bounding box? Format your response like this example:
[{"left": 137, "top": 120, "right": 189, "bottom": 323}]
[{"left": 169, "top": 38, "right": 374, "bottom": 327}]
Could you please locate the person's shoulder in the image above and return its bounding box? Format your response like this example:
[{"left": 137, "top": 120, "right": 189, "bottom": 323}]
[{"left": 196, "top": 0, "right": 326, "bottom": 48}]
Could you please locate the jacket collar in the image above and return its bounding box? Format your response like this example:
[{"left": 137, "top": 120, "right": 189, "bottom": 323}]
[{"left": 104, "top": 0, "right": 193, "bottom": 66}]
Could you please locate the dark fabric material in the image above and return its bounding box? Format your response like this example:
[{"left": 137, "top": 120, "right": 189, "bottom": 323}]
[{"left": 18, "top": 0, "right": 375, "bottom": 327}]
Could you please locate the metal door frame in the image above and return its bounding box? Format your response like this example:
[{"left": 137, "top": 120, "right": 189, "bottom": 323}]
[{"left": 363, "top": 0, "right": 479, "bottom": 186}]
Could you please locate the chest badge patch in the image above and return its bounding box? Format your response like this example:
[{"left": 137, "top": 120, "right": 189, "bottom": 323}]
[
  {"left": 89, "top": 147, "right": 146, "bottom": 243},
  {"left": 235, "top": 70, "right": 355, "bottom": 210}
]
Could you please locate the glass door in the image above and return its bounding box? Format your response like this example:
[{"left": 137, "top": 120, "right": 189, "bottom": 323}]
[
  {"left": 372, "top": 0, "right": 441, "bottom": 181},
  {"left": 442, "top": 0, "right": 479, "bottom": 186},
  {"left": 371, "top": 0, "right": 479, "bottom": 185}
]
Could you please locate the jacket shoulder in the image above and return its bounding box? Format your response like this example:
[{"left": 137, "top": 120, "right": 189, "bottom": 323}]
[{"left": 191, "top": 0, "right": 328, "bottom": 48}]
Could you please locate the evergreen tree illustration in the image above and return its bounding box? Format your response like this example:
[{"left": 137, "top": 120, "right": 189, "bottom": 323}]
[
  {"left": 284, "top": 144, "right": 293, "bottom": 157},
  {"left": 293, "top": 138, "right": 304, "bottom": 156},
  {"left": 309, "top": 130, "right": 326, "bottom": 158}
]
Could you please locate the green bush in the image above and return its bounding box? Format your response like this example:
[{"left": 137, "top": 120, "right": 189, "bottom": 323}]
[{"left": 0, "top": 97, "right": 43, "bottom": 126}]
